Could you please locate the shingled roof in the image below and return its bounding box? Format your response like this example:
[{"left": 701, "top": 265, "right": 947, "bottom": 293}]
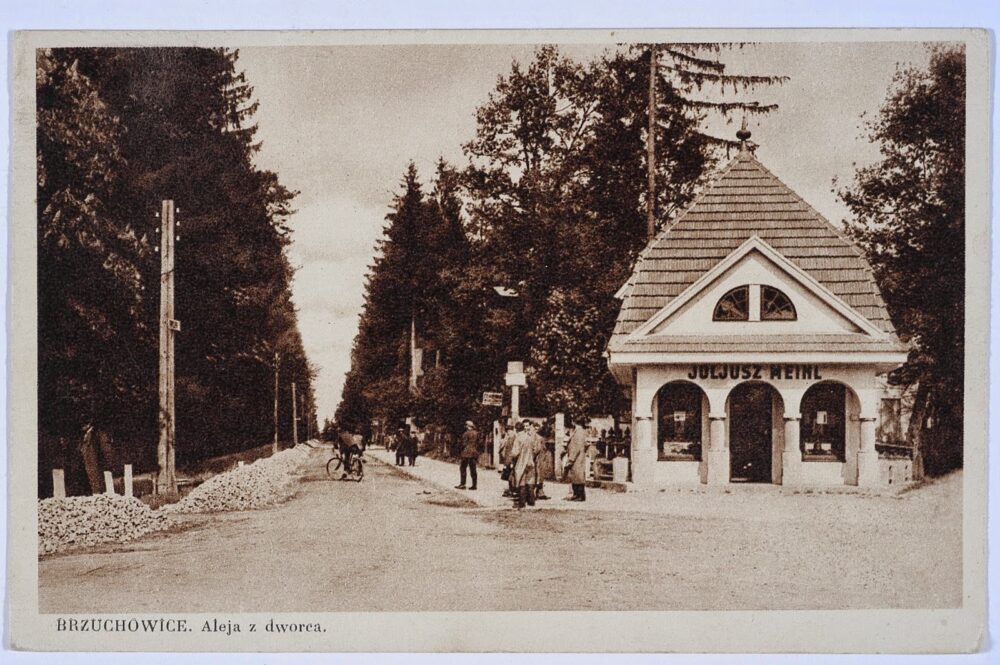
[{"left": 609, "top": 147, "right": 905, "bottom": 355}]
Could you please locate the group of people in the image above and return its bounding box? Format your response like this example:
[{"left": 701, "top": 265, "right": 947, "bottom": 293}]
[
  {"left": 497, "top": 416, "right": 588, "bottom": 509},
  {"left": 392, "top": 428, "right": 419, "bottom": 466}
]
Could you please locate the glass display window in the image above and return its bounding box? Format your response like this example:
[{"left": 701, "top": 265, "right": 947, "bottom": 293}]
[
  {"left": 657, "top": 383, "right": 703, "bottom": 461},
  {"left": 800, "top": 383, "right": 846, "bottom": 461}
]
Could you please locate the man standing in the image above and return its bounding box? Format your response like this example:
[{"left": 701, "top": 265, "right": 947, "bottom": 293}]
[
  {"left": 563, "top": 416, "right": 587, "bottom": 501},
  {"left": 527, "top": 421, "right": 549, "bottom": 500},
  {"left": 394, "top": 427, "right": 408, "bottom": 466},
  {"left": 498, "top": 419, "right": 518, "bottom": 498},
  {"left": 511, "top": 420, "right": 542, "bottom": 509},
  {"left": 455, "top": 420, "right": 480, "bottom": 490}
]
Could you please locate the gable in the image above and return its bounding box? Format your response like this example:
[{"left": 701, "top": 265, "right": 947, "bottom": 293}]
[
  {"left": 610, "top": 149, "right": 900, "bottom": 353},
  {"left": 645, "top": 247, "right": 865, "bottom": 336}
]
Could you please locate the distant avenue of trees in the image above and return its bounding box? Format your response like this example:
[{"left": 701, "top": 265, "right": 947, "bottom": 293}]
[{"left": 37, "top": 47, "right": 315, "bottom": 493}]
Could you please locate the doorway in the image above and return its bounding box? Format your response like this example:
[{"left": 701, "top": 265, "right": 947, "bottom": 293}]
[{"left": 728, "top": 383, "right": 775, "bottom": 483}]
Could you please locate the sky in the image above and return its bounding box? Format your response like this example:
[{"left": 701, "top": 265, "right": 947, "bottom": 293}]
[{"left": 237, "top": 41, "right": 935, "bottom": 422}]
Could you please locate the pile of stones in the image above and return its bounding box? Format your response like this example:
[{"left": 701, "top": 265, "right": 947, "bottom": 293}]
[
  {"left": 38, "top": 494, "right": 175, "bottom": 556},
  {"left": 37, "top": 445, "right": 311, "bottom": 555},
  {"left": 161, "top": 445, "right": 310, "bottom": 514}
]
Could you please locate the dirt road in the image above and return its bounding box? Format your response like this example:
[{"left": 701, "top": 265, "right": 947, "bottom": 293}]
[{"left": 39, "top": 451, "right": 962, "bottom": 612}]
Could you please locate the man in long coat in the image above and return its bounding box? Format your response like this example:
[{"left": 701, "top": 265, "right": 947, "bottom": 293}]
[
  {"left": 511, "top": 420, "right": 544, "bottom": 509},
  {"left": 498, "top": 420, "right": 518, "bottom": 498},
  {"left": 564, "top": 416, "right": 587, "bottom": 501}
]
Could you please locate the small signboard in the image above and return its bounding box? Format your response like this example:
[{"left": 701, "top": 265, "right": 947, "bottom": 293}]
[
  {"left": 504, "top": 372, "right": 526, "bottom": 387},
  {"left": 482, "top": 391, "right": 503, "bottom": 407}
]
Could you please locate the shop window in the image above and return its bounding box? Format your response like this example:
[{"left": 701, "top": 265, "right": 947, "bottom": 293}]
[
  {"left": 800, "top": 383, "right": 846, "bottom": 461},
  {"left": 657, "top": 383, "right": 702, "bottom": 461},
  {"left": 761, "top": 285, "right": 796, "bottom": 320},
  {"left": 713, "top": 286, "right": 749, "bottom": 321},
  {"left": 878, "top": 398, "right": 903, "bottom": 445}
]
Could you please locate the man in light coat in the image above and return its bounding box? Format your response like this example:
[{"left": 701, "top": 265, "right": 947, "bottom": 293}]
[
  {"left": 511, "top": 420, "right": 544, "bottom": 509},
  {"left": 563, "top": 415, "right": 587, "bottom": 501}
]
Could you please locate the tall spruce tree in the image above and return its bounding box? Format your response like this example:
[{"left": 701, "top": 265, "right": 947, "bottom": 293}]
[
  {"left": 38, "top": 48, "right": 313, "bottom": 483},
  {"left": 338, "top": 161, "right": 479, "bottom": 432},
  {"left": 337, "top": 164, "right": 427, "bottom": 431},
  {"left": 839, "top": 46, "right": 965, "bottom": 475}
]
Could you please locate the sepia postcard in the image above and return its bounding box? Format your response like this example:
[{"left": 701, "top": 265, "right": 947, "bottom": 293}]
[{"left": 6, "top": 28, "right": 990, "bottom": 653}]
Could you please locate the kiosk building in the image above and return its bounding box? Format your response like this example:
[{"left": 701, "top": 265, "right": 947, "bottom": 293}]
[{"left": 607, "top": 132, "right": 909, "bottom": 488}]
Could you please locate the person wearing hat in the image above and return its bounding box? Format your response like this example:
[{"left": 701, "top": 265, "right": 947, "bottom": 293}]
[
  {"left": 498, "top": 419, "right": 519, "bottom": 498},
  {"left": 510, "top": 419, "right": 544, "bottom": 508},
  {"left": 563, "top": 414, "right": 588, "bottom": 501},
  {"left": 394, "top": 427, "right": 408, "bottom": 466},
  {"left": 455, "top": 420, "right": 480, "bottom": 490}
]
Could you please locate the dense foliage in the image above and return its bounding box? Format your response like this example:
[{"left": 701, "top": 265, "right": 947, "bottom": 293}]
[
  {"left": 338, "top": 45, "right": 782, "bottom": 429},
  {"left": 839, "top": 46, "right": 966, "bottom": 475},
  {"left": 38, "top": 48, "right": 315, "bottom": 493}
]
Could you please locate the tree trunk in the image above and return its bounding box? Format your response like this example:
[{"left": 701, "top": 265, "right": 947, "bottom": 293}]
[{"left": 907, "top": 382, "right": 929, "bottom": 480}]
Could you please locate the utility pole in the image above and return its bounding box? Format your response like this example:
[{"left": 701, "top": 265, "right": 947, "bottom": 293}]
[
  {"left": 291, "top": 381, "right": 299, "bottom": 446},
  {"left": 156, "top": 200, "right": 179, "bottom": 494},
  {"left": 273, "top": 351, "right": 280, "bottom": 454},
  {"left": 409, "top": 314, "right": 420, "bottom": 391},
  {"left": 647, "top": 44, "right": 658, "bottom": 241},
  {"left": 301, "top": 392, "right": 309, "bottom": 440}
]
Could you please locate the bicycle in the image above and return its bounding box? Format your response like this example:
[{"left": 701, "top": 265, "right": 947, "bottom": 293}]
[{"left": 326, "top": 449, "right": 365, "bottom": 482}]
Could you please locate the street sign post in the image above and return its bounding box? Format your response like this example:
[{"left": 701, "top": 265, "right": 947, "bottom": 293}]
[{"left": 482, "top": 391, "right": 503, "bottom": 407}]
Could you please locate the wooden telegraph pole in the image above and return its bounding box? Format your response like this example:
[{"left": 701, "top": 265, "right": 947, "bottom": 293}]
[
  {"left": 273, "top": 352, "right": 280, "bottom": 454},
  {"left": 156, "top": 200, "right": 179, "bottom": 494},
  {"left": 291, "top": 381, "right": 299, "bottom": 446},
  {"left": 647, "top": 44, "right": 658, "bottom": 241}
]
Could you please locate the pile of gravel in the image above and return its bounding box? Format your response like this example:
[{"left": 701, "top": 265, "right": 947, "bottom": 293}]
[
  {"left": 38, "top": 494, "right": 175, "bottom": 556},
  {"left": 162, "top": 445, "right": 310, "bottom": 514}
]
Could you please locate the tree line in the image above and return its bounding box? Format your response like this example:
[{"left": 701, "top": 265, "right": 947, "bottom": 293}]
[
  {"left": 336, "top": 45, "right": 782, "bottom": 433},
  {"left": 337, "top": 43, "right": 965, "bottom": 477},
  {"left": 37, "top": 47, "right": 315, "bottom": 494}
]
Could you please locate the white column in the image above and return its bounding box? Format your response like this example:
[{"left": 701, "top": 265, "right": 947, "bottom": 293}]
[
  {"left": 52, "top": 469, "right": 66, "bottom": 499},
  {"left": 631, "top": 415, "right": 656, "bottom": 486},
  {"left": 857, "top": 416, "right": 879, "bottom": 487},
  {"left": 705, "top": 414, "right": 729, "bottom": 485},
  {"left": 553, "top": 413, "right": 566, "bottom": 480},
  {"left": 781, "top": 414, "right": 802, "bottom": 486}
]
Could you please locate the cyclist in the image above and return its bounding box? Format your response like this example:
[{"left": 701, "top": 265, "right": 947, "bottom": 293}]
[{"left": 338, "top": 428, "right": 361, "bottom": 479}]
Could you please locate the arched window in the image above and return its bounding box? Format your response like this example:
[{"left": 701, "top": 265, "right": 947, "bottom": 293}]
[
  {"left": 761, "top": 285, "right": 796, "bottom": 320},
  {"left": 713, "top": 286, "right": 749, "bottom": 321}
]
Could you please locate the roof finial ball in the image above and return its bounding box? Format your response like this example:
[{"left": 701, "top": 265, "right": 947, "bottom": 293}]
[{"left": 736, "top": 116, "right": 752, "bottom": 152}]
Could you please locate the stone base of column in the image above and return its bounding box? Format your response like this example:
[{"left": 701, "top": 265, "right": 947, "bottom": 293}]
[
  {"left": 857, "top": 449, "right": 880, "bottom": 487},
  {"left": 781, "top": 451, "right": 803, "bottom": 486},
  {"left": 629, "top": 446, "right": 658, "bottom": 487},
  {"left": 705, "top": 449, "right": 730, "bottom": 485}
]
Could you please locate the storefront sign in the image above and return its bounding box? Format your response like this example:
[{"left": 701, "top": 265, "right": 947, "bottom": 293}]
[{"left": 686, "top": 364, "right": 824, "bottom": 381}]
